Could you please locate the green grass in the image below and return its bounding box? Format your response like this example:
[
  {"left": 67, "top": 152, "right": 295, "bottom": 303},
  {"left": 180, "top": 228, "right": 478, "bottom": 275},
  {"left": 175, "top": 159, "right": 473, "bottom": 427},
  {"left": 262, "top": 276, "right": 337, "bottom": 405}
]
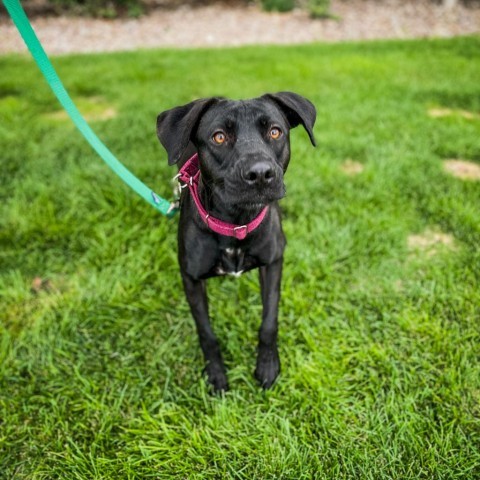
[{"left": 1, "top": 37, "right": 480, "bottom": 479}]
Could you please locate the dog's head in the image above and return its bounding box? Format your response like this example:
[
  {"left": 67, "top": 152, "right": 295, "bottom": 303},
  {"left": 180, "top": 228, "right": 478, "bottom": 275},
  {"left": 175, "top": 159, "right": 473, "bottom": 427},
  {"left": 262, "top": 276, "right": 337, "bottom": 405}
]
[{"left": 157, "top": 92, "right": 316, "bottom": 207}]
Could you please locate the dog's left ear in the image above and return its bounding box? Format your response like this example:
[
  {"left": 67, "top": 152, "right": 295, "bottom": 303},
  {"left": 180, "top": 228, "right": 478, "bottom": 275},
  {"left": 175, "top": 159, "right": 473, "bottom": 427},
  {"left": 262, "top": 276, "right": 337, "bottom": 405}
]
[
  {"left": 157, "top": 97, "right": 221, "bottom": 166},
  {"left": 262, "top": 92, "right": 317, "bottom": 147}
]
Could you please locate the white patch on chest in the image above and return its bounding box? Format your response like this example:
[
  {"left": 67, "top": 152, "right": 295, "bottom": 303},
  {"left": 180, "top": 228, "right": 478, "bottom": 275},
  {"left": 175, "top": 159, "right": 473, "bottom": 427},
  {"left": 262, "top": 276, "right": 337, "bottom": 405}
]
[
  {"left": 228, "top": 270, "right": 244, "bottom": 277},
  {"left": 215, "top": 248, "right": 245, "bottom": 277}
]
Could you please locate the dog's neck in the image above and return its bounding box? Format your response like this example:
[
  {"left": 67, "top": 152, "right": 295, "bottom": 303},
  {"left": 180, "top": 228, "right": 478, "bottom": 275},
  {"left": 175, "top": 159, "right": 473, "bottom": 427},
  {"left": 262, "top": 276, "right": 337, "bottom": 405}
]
[{"left": 197, "top": 176, "right": 267, "bottom": 226}]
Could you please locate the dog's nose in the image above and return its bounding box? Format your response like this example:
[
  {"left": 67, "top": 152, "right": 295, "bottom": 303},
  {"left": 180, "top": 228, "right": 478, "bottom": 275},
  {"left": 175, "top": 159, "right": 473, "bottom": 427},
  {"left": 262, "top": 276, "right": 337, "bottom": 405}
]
[{"left": 243, "top": 162, "right": 275, "bottom": 186}]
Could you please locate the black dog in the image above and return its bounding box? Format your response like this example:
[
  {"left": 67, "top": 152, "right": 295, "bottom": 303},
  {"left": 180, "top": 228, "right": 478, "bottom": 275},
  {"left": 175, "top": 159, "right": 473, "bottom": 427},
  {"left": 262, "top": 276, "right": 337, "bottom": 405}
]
[{"left": 157, "top": 92, "right": 316, "bottom": 392}]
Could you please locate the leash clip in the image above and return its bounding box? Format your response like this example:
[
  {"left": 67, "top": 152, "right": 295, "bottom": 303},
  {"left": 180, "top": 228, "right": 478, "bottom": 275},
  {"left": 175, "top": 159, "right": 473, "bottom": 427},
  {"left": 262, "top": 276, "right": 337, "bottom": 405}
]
[
  {"left": 172, "top": 172, "right": 190, "bottom": 189},
  {"left": 167, "top": 201, "right": 179, "bottom": 215}
]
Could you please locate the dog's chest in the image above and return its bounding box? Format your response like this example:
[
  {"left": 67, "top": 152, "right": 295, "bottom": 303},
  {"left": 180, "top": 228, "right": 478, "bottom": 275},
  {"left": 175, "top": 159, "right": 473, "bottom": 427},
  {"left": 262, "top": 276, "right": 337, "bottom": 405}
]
[{"left": 214, "top": 248, "right": 252, "bottom": 277}]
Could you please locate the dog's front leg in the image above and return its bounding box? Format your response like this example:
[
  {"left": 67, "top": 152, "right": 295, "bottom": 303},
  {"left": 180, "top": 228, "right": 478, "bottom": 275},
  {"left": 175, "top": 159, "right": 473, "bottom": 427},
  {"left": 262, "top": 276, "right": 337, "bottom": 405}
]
[
  {"left": 181, "top": 272, "right": 228, "bottom": 392},
  {"left": 255, "top": 257, "right": 283, "bottom": 388}
]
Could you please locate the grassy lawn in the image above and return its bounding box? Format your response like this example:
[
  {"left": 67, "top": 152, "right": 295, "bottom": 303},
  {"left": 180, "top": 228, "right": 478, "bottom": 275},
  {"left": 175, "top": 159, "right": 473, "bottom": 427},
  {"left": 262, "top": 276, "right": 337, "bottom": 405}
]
[{"left": 1, "top": 36, "right": 480, "bottom": 479}]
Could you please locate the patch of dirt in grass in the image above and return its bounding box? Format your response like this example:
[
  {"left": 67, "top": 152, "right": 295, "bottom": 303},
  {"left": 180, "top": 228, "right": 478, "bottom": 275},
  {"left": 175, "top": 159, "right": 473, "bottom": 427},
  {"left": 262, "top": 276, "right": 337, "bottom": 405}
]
[
  {"left": 443, "top": 159, "right": 480, "bottom": 181},
  {"left": 43, "top": 96, "right": 117, "bottom": 122},
  {"left": 31, "top": 276, "right": 53, "bottom": 294},
  {"left": 428, "top": 107, "right": 479, "bottom": 120},
  {"left": 407, "top": 229, "right": 457, "bottom": 257},
  {"left": 30, "top": 276, "right": 69, "bottom": 295},
  {"left": 393, "top": 279, "right": 404, "bottom": 293},
  {"left": 340, "top": 159, "right": 364, "bottom": 175}
]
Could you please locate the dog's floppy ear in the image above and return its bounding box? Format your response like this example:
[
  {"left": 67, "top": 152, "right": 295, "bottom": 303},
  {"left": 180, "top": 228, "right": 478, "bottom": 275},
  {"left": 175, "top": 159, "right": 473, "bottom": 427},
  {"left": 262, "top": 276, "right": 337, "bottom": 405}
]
[
  {"left": 157, "top": 98, "right": 220, "bottom": 166},
  {"left": 263, "top": 92, "right": 317, "bottom": 147}
]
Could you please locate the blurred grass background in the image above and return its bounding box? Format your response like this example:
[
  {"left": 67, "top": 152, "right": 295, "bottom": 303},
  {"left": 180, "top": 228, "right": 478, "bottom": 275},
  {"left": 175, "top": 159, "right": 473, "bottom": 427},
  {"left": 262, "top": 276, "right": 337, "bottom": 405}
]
[{"left": 1, "top": 37, "right": 480, "bottom": 478}]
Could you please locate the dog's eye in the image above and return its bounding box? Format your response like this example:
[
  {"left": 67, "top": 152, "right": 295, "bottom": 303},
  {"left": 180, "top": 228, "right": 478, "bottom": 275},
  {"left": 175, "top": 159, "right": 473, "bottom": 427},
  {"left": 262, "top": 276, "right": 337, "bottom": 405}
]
[
  {"left": 213, "top": 131, "right": 226, "bottom": 145},
  {"left": 270, "top": 127, "right": 282, "bottom": 140}
]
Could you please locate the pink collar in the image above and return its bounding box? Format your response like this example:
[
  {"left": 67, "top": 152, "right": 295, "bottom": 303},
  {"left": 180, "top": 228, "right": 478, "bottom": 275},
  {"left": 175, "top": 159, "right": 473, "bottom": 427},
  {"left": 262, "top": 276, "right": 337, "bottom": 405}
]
[{"left": 177, "top": 153, "right": 269, "bottom": 240}]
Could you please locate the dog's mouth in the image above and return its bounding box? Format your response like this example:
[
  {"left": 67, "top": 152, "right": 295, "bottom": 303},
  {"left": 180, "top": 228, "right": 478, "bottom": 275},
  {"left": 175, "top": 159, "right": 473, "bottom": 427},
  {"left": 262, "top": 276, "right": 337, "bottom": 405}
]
[{"left": 225, "top": 181, "right": 286, "bottom": 208}]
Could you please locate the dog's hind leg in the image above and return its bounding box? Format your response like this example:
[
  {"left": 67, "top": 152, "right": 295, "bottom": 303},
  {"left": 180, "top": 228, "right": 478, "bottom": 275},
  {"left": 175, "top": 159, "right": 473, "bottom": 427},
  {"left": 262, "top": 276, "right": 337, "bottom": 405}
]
[
  {"left": 255, "top": 257, "right": 283, "bottom": 389},
  {"left": 181, "top": 272, "right": 228, "bottom": 393}
]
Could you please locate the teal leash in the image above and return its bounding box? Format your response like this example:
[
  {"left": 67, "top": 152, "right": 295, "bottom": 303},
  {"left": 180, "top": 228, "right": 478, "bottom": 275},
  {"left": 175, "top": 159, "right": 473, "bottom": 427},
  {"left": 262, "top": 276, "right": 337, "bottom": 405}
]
[{"left": 3, "top": 0, "right": 178, "bottom": 217}]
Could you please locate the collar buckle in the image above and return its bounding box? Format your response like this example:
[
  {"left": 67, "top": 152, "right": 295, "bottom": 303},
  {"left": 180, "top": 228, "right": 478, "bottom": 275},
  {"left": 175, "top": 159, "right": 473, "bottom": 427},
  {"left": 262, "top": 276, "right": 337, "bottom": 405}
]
[{"left": 233, "top": 224, "right": 248, "bottom": 240}]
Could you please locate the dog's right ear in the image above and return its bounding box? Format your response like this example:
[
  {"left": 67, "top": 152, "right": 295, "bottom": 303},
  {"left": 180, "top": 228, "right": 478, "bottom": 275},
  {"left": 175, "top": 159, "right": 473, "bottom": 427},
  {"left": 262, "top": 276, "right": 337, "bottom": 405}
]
[
  {"left": 262, "top": 92, "right": 317, "bottom": 147},
  {"left": 157, "top": 98, "right": 220, "bottom": 166}
]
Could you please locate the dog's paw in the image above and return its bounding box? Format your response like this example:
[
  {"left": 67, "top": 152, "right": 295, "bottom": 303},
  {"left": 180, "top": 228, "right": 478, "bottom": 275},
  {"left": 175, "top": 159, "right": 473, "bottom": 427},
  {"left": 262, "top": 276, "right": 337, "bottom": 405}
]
[
  {"left": 204, "top": 361, "right": 229, "bottom": 393},
  {"left": 255, "top": 346, "right": 280, "bottom": 389}
]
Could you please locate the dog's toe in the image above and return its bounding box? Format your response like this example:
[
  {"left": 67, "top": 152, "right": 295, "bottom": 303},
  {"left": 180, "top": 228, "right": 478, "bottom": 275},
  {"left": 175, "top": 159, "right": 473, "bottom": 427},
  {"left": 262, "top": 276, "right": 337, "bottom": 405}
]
[
  {"left": 204, "top": 362, "right": 229, "bottom": 393},
  {"left": 255, "top": 346, "right": 280, "bottom": 389}
]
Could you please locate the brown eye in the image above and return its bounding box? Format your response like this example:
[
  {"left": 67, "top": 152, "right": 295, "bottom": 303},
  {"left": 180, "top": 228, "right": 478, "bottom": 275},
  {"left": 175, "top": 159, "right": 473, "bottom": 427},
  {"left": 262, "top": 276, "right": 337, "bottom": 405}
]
[
  {"left": 213, "top": 131, "right": 226, "bottom": 145},
  {"left": 270, "top": 127, "right": 282, "bottom": 140}
]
